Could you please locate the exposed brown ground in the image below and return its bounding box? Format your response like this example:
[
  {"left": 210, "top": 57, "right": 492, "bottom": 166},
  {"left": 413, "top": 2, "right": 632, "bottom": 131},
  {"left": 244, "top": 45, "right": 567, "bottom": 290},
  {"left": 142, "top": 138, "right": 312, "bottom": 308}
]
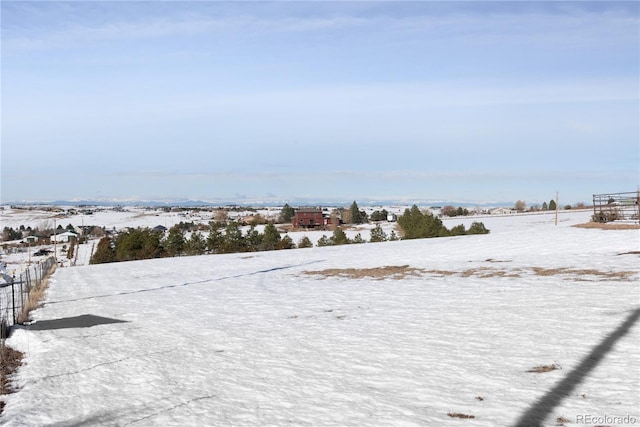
[
  {"left": 527, "top": 364, "right": 560, "bottom": 373},
  {"left": 573, "top": 222, "right": 640, "bottom": 230},
  {"left": 530, "top": 267, "right": 635, "bottom": 281},
  {"left": 0, "top": 345, "right": 23, "bottom": 413},
  {"left": 304, "top": 265, "right": 637, "bottom": 281},
  {"left": 448, "top": 412, "right": 476, "bottom": 419},
  {"left": 460, "top": 267, "right": 522, "bottom": 278},
  {"left": 304, "top": 265, "right": 425, "bottom": 280}
]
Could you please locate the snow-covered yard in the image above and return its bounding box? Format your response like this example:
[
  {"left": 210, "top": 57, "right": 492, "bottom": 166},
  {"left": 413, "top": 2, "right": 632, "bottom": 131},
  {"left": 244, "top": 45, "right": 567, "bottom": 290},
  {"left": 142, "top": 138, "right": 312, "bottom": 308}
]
[{"left": 2, "top": 211, "right": 639, "bottom": 426}]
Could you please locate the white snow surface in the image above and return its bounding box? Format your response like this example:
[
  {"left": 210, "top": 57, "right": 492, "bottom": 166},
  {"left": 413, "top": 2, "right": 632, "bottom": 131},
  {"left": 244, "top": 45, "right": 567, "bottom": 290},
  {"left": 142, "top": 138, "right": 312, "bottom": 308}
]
[{"left": 2, "top": 211, "right": 639, "bottom": 426}]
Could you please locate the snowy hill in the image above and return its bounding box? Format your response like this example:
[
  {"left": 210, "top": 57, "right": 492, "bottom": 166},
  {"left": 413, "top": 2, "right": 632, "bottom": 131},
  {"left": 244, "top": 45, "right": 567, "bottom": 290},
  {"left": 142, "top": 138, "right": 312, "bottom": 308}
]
[{"left": 2, "top": 211, "right": 639, "bottom": 426}]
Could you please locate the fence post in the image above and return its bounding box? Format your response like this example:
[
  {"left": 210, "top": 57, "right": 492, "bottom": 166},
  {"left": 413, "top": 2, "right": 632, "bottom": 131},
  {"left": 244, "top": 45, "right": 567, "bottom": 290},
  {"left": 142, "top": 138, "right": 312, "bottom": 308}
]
[{"left": 11, "top": 277, "right": 16, "bottom": 325}]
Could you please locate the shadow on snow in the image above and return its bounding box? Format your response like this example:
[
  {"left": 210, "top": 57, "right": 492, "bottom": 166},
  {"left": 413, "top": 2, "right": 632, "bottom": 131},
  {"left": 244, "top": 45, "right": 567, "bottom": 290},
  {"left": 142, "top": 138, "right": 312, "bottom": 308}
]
[{"left": 514, "top": 307, "right": 640, "bottom": 426}]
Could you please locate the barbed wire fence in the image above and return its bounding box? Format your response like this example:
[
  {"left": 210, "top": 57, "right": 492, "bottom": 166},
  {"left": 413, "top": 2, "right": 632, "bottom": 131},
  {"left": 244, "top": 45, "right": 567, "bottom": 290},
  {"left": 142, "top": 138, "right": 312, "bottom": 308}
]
[{"left": 1, "top": 257, "right": 57, "bottom": 343}]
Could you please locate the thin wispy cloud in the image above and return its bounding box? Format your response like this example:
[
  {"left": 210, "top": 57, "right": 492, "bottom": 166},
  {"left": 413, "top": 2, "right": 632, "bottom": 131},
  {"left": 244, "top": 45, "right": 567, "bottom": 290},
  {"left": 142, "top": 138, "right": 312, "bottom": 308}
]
[
  {"left": 3, "top": 3, "right": 636, "bottom": 51},
  {"left": 2, "top": 1, "right": 637, "bottom": 204}
]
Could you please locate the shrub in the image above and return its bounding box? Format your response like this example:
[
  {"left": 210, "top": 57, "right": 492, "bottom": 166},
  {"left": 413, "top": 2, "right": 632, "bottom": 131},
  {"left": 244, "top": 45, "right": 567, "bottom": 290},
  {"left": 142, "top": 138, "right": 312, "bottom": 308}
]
[
  {"left": 298, "top": 236, "right": 313, "bottom": 248},
  {"left": 317, "top": 235, "right": 333, "bottom": 247},
  {"left": 468, "top": 222, "right": 490, "bottom": 235},
  {"left": 449, "top": 224, "right": 467, "bottom": 236},
  {"left": 369, "top": 209, "right": 388, "bottom": 222},
  {"left": 593, "top": 209, "right": 620, "bottom": 223},
  {"left": 331, "top": 227, "right": 350, "bottom": 245},
  {"left": 276, "top": 235, "right": 295, "bottom": 250},
  {"left": 351, "top": 233, "right": 366, "bottom": 244},
  {"left": 369, "top": 224, "right": 388, "bottom": 242}
]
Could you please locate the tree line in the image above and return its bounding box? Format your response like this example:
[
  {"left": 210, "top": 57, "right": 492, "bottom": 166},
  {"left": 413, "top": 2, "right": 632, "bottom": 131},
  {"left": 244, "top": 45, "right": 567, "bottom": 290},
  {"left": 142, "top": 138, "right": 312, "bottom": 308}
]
[{"left": 90, "top": 204, "right": 488, "bottom": 264}]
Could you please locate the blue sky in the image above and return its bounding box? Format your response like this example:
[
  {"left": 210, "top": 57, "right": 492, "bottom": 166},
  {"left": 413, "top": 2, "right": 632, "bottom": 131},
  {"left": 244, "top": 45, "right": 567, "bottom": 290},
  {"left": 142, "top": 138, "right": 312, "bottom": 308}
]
[{"left": 1, "top": 1, "right": 638, "bottom": 205}]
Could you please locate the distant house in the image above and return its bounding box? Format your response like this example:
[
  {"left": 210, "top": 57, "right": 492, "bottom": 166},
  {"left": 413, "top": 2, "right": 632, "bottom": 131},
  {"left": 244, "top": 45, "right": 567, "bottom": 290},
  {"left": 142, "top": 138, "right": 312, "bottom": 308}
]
[
  {"left": 51, "top": 231, "right": 78, "bottom": 243},
  {"left": 490, "top": 208, "right": 515, "bottom": 215},
  {"left": 152, "top": 225, "right": 168, "bottom": 234},
  {"left": 25, "top": 236, "right": 39, "bottom": 244},
  {"left": 387, "top": 213, "right": 398, "bottom": 222},
  {"left": 293, "top": 208, "right": 325, "bottom": 228}
]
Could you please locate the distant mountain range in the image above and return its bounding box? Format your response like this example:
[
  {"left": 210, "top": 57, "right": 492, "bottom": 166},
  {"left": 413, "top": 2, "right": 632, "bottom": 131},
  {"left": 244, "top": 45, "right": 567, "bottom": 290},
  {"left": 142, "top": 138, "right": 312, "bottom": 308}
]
[{"left": 3, "top": 197, "right": 513, "bottom": 208}]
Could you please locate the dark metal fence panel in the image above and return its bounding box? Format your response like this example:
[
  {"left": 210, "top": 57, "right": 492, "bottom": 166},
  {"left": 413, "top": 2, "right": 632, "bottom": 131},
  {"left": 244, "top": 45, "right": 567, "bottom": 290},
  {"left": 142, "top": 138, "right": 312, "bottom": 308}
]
[{"left": 592, "top": 191, "right": 640, "bottom": 224}]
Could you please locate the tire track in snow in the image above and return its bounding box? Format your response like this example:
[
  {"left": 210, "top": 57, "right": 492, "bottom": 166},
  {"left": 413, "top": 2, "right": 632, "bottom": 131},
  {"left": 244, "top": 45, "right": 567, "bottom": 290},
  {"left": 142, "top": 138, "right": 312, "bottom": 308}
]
[
  {"left": 44, "top": 259, "right": 326, "bottom": 305},
  {"left": 30, "top": 347, "right": 179, "bottom": 384},
  {"left": 124, "top": 395, "right": 218, "bottom": 426}
]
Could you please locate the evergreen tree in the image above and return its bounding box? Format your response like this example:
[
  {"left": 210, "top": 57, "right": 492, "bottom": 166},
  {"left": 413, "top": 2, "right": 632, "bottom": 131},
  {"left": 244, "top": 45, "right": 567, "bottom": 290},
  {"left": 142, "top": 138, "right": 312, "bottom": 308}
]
[
  {"left": 2, "top": 227, "right": 22, "bottom": 241},
  {"left": 90, "top": 237, "right": 115, "bottom": 264},
  {"left": 297, "top": 236, "right": 313, "bottom": 248},
  {"left": 276, "top": 235, "right": 295, "bottom": 250},
  {"left": 220, "top": 222, "right": 246, "bottom": 253},
  {"left": 206, "top": 228, "right": 224, "bottom": 253},
  {"left": 245, "top": 226, "right": 263, "bottom": 251},
  {"left": 456, "top": 207, "right": 469, "bottom": 216},
  {"left": 370, "top": 209, "right": 389, "bottom": 222},
  {"left": 278, "top": 204, "right": 296, "bottom": 223},
  {"left": 549, "top": 199, "right": 557, "bottom": 211},
  {"left": 397, "top": 205, "right": 447, "bottom": 239},
  {"left": 450, "top": 224, "right": 467, "bottom": 236},
  {"left": 369, "top": 224, "right": 388, "bottom": 242},
  {"left": 468, "top": 222, "right": 490, "bottom": 235},
  {"left": 349, "top": 201, "right": 363, "bottom": 224},
  {"left": 331, "top": 227, "right": 350, "bottom": 245},
  {"left": 317, "top": 235, "right": 333, "bottom": 247},
  {"left": 352, "top": 233, "right": 366, "bottom": 244},
  {"left": 185, "top": 232, "right": 206, "bottom": 255},
  {"left": 114, "top": 228, "right": 163, "bottom": 261},
  {"left": 542, "top": 202, "right": 548, "bottom": 211},
  {"left": 261, "top": 223, "right": 281, "bottom": 251},
  {"left": 165, "top": 226, "right": 186, "bottom": 256}
]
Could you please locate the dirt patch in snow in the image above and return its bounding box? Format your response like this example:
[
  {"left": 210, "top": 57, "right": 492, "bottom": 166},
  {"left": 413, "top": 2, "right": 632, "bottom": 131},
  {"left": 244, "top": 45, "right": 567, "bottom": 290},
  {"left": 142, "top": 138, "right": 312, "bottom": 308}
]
[
  {"left": 304, "top": 265, "right": 425, "bottom": 280},
  {"left": 527, "top": 364, "right": 560, "bottom": 373},
  {"left": 460, "top": 267, "right": 522, "bottom": 278},
  {"left": 304, "top": 265, "right": 636, "bottom": 281},
  {"left": 448, "top": 412, "right": 475, "bottom": 419},
  {"left": 0, "top": 345, "right": 23, "bottom": 414},
  {"left": 530, "top": 267, "right": 636, "bottom": 281},
  {"left": 573, "top": 222, "right": 640, "bottom": 230}
]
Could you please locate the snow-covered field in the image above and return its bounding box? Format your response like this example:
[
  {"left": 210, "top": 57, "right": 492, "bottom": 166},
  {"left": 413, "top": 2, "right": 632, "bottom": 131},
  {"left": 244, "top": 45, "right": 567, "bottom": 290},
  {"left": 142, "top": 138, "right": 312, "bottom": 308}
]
[{"left": 2, "top": 210, "right": 639, "bottom": 426}]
